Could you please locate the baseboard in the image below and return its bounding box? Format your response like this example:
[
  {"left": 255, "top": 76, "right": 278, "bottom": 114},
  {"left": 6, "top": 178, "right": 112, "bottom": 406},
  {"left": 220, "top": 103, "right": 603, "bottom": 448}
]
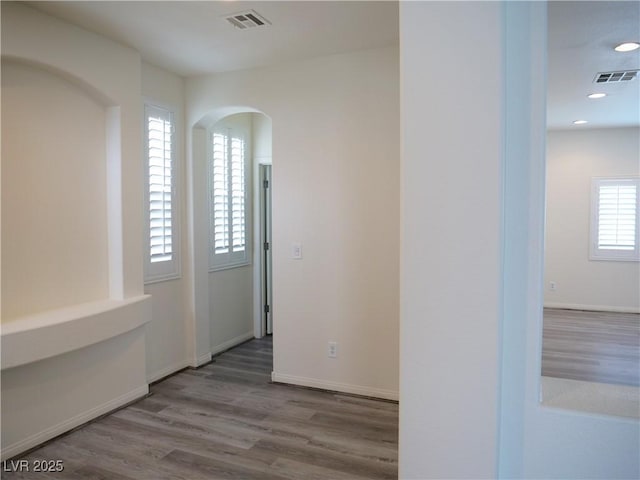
[
  {"left": 191, "top": 351, "right": 212, "bottom": 368},
  {"left": 1, "top": 385, "right": 148, "bottom": 461},
  {"left": 211, "top": 331, "right": 254, "bottom": 356},
  {"left": 271, "top": 372, "right": 399, "bottom": 401},
  {"left": 544, "top": 302, "right": 640, "bottom": 314},
  {"left": 147, "top": 359, "right": 191, "bottom": 384}
]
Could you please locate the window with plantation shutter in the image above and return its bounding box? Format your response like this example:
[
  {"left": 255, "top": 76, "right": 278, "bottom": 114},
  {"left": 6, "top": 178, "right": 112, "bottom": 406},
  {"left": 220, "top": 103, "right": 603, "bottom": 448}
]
[
  {"left": 590, "top": 177, "right": 640, "bottom": 262},
  {"left": 209, "top": 128, "right": 250, "bottom": 270},
  {"left": 144, "top": 104, "right": 180, "bottom": 283}
]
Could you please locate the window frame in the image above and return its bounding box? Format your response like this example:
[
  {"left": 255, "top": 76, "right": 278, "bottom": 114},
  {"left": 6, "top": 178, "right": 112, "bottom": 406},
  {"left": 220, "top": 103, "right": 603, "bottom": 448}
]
[
  {"left": 208, "top": 125, "right": 251, "bottom": 272},
  {"left": 143, "top": 102, "right": 181, "bottom": 284},
  {"left": 589, "top": 176, "right": 640, "bottom": 262}
]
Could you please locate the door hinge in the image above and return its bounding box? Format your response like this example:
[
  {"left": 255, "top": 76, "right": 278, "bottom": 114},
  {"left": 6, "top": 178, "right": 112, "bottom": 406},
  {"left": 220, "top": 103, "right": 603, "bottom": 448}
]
[
  {"left": 263, "top": 179, "right": 270, "bottom": 189},
  {"left": 264, "top": 242, "right": 270, "bottom": 251},
  {"left": 264, "top": 304, "right": 270, "bottom": 314}
]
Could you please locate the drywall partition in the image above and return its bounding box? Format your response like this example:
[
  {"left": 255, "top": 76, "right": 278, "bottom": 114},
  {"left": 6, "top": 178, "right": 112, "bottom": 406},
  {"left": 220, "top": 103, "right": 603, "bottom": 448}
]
[
  {"left": 400, "top": 2, "right": 504, "bottom": 477},
  {"left": 545, "top": 127, "right": 640, "bottom": 312},
  {"left": 187, "top": 125, "right": 213, "bottom": 366},
  {"left": 141, "top": 62, "right": 191, "bottom": 382},
  {"left": 1, "top": 3, "right": 149, "bottom": 459},
  {"left": 401, "top": 2, "right": 639, "bottom": 478},
  {"left": 186, "top": 46, "right": 400, "bottom": 399}
]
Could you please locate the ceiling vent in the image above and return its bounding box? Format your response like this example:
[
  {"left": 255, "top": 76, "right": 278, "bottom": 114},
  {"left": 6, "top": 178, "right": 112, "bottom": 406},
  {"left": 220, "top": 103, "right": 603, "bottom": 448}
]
[
  {"left": 593, "top": 70, "right": 638, "bottom": 83},
  {"left": 224, "top": 10, "right": 271, "bottom": 30}
]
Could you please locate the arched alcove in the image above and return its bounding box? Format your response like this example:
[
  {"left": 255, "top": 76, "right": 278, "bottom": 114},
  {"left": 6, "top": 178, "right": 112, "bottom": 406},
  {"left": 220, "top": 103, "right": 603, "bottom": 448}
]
[
  {"left": 188, "top": 107, "right": 273, "bottom": 363},
  {"left": 1, "top": 58, "right": 112, "bottom": 319}
]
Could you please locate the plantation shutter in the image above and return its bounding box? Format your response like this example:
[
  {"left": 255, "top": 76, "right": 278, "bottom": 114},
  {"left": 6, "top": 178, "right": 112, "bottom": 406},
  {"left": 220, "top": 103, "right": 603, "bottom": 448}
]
[
  {"left": 212, "top": 132, "right": 230, "bottom": 254},
  {"left": 144, "top": 103, "right": 180, "bottom": 284},
  {"left": 147, "top": 106, "right": 174, "bottom": 263},
  {"left": 230, "top": 136, "right": 246, "bottom": 252},
  {"left": 597, "top": 182, "right": 637, "bottom": 250},
  {"left": 210, "top": 128, "right": 249, "bottom": 269},
  {"left": 590, "top": 178, "right": 640, "bottom": 261}
]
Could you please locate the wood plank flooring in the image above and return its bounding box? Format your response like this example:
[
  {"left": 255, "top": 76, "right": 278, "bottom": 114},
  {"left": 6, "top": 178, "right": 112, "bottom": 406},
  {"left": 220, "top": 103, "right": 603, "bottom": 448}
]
[
  {"left": 2, "top": 337, "right": 399, "bottom": 479},
  {"left": 542, "top": 308, "right": 640, "bottom": 386}
]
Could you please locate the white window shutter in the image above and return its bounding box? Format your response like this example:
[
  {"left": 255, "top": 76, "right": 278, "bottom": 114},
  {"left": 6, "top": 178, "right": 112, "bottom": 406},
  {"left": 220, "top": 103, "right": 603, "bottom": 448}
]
[
  {"left": 597, "top": 183, "right": 637, "bottom": 250},
  {"left": 209, "top": 127, "right": 250, "bottom": 270},
  {"left": 590, "top": 178, "right": 640, "bottom": 262},
  {"left": 212, "top": 133, "right": 230, "bottom": 254},
  {"left": 145, "top": 104, "right": 180, "bottom": 283},
  {"left": 230, "top": 136, "right": 246, "bottom": 253}
]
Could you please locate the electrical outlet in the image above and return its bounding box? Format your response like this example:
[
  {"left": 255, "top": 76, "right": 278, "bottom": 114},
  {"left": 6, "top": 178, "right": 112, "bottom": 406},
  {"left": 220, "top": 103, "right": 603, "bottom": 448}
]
[
  {"left": 292, "top": 242, "right": 302, "bottom": 259},
  {"left": 328, "top": 341, "right": 337, "bottom": 358},
  {"left": 550, "top": 281, "right": 557, "bottom": 292}
]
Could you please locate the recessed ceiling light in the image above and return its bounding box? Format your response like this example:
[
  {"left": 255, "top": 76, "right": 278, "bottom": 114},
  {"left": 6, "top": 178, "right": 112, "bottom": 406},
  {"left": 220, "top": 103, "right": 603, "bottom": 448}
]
[
  {"left": 573, "top": 120, "right": 588, "bottom": 125},
  {"left": 587, "top": 93, "right": 607, "bottom": 99},
  {"left": 614, "top": 42, "right": 640, "bottom": 52}
]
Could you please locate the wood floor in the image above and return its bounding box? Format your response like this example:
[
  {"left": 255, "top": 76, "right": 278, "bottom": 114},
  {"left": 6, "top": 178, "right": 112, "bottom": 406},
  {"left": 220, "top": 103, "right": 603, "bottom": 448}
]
[
  {"left": 2, "top": 337, "right": 398, "bottom": 480},
  {"left": 542, "top": 308, "right": 640, "bottom": 386}
]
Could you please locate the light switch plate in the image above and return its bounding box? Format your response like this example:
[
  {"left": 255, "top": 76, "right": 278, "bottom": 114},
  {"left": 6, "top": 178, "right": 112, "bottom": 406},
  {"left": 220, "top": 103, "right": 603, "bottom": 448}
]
[{"left": 292, "top": 243, "right": 302, "bottom": 259}]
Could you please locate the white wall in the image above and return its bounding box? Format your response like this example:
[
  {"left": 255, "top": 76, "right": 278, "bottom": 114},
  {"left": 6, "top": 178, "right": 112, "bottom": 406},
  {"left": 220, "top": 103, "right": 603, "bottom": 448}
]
[
  {"left": 400, "top": 2, "right": 639, "bottom": 479},
  {"left": 400, "top": 2, "right": 504, "bottom": 477},
  {"left": 545, "top": 127, "right": 640, "bottom": 312},
  {"left": 187, "top": 46, "right": 400, "bottom": 399},
  {"left": 141, "top": 61, "right": 191, "bottom": 382},
  {"left": 1, "top": 3, "right": 149, "bottom": 459},
  {"left": 252, "top": 113, "right": 273, "bottom": 163},
  {"left": 210, "top": 266, "right": 254, "bottom": 352},
  {"left": 2, "top": 59, "right": 109, "bottom": 320}
]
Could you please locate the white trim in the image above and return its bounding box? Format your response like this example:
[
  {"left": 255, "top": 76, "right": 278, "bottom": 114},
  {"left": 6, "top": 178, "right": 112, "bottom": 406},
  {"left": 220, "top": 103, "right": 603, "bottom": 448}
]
[
  {"left": 1, "top": 296, "right": 151, "bottom": 370},
  {"left": 544, "top": 302, "right": 640, "bottom": 314},
  {"left": 208, "top": 260, "right": 251, "bottom": 273},
  {"left": 144, "top": 272, "right": 182, "bottom": 285},
  {"left": 147, "top": 359, "right": 191, "bottom": 384},
  {"left": 0, "top": 385, "right": 148, "bottom": 461},
  {"left": 192, "top": 352, "right": 212, "bottom": 368},
  {"left": 271, "top": 372, "right": 399, "bottom": 401},
  {"left": 211, "top": 331, "right": 254, "bottom": 356}
]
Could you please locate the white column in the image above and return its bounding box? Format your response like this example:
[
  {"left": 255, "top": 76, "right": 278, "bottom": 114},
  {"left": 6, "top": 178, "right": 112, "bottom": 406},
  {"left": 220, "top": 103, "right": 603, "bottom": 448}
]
[{"left": 400, "top": 2, "right": 507, "bottom": 477}]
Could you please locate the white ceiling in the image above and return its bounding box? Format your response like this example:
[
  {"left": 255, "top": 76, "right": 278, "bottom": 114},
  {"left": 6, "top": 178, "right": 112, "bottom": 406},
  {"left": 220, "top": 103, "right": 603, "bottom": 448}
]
[
  {"left": 22, "top": 1, "right": 640, "bottom": 129},
  {"left": 548, "top": 1, "right": 639, "bottom": 129},
  {"left": 26, "top": 1, "right": 399, "bottom": 76}
]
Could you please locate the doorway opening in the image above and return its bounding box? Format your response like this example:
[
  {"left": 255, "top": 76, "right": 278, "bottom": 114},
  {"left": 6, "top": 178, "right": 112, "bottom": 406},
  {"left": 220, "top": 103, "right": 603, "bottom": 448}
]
[
  {"left": 260, "top": 164, "right": 273, "bottom": 336},
  {"left": 540, "top": 1, "right": 639, "bottom": 419}
]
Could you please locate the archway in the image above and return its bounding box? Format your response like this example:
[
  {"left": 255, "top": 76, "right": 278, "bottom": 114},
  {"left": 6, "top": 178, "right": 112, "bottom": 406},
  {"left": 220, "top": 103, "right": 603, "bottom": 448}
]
[{"left": 189, "top": 108, "right": 273, "bottom": 365}]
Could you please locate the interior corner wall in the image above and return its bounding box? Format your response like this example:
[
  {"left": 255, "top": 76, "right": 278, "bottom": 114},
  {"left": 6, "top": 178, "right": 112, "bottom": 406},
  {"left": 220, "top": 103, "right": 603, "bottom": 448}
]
[
  {"left": 544, "top": 127, "right": 640, "bottom": 312},
  {"left": 186, "top": 45, "right": 400, "bottom": 399},
  {"left": 141, "top": 62, "right": 190, "bottom": 381}
]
